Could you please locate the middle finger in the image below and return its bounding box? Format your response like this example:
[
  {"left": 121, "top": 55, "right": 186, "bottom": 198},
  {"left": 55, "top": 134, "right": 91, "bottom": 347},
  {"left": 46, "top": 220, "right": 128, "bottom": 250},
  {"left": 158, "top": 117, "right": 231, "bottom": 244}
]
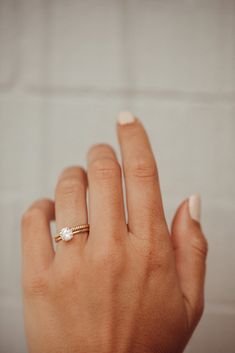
[{"left": 87, "top": 144, "right": 127, "bottom": 246}]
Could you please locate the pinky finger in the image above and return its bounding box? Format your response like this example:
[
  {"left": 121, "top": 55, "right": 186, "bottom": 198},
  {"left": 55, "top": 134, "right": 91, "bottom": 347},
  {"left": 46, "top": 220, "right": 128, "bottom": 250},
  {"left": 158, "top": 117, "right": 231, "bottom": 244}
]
[{"left": 21, "top": 199, "right": 55, "bottom": 275}]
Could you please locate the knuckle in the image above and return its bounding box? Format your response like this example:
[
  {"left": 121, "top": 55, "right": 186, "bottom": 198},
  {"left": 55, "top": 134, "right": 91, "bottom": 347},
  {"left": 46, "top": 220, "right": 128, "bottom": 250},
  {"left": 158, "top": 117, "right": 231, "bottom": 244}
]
[
  {"left": 53, "top": 267, "right": 79, "bottom": 292},
  {"left": 90, "top": 157, "right": 121, "bottom": 180},
  {"left": 59, "top": 272, "right": 72, "bottom": 287},
  {"left": 24, "top": 273, "right": 49, "bottom": 297},
  {"left": 191, "top": 233, "right": 208, "bottom": 258},
  {"left": 89, "top": 143, "right": 113, "bottom": 155},
  {"left": 21, "top": 208, "right": 44, "bottom": 229},
  {"left": 148, "top": 246, "right": 172, "bottom": 274},
  {"left": 129, "top": 236, "right": 172, "bottom": 275},
  {"left": 57, "top": 270, "right": 75, "bottom": 289},
  {"left": 61, "top": 166, "right": 85, "bottom": 176},
  {"left": 126, "top": 158, "right": 158, "bottom": 180},
  {"left": 93, "top": 244, "right": 124, "bottom": 274},
  {"left": 56, "top": 176, "right": 84, "bottom": 196}
]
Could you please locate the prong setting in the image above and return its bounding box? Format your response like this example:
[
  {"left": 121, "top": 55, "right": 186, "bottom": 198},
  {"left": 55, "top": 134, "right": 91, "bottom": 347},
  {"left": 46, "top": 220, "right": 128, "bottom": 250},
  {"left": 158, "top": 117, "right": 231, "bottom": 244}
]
[{"left": 59, "top": 227, "right": 74, "bottom": 241}]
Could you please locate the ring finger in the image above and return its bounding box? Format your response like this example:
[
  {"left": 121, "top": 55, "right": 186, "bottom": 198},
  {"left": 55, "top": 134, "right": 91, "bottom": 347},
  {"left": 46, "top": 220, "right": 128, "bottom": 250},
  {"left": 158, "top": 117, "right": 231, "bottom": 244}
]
[{"left": 55, "top": 166, "right": 88, "bottom": 254}]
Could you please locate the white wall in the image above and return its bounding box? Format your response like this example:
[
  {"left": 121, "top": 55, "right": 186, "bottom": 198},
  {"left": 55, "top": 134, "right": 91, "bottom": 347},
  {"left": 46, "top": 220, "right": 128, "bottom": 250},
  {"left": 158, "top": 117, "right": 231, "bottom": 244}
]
[{"left": 0, "top": 1, "right": 235, "bottom": 352}]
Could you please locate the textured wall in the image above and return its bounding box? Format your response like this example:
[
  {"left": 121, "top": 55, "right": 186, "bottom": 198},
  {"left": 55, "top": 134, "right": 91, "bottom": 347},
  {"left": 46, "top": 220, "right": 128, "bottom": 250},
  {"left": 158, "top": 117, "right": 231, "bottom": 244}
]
[{"left": 0, "top": 1, "right": 235, "bottom": 352}]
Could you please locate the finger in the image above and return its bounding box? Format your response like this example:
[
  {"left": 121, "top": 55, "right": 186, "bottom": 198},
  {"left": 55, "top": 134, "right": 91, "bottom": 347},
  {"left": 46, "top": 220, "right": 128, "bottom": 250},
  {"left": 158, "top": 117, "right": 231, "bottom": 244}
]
[
  {"left": 21, "top": 199, "right": 55, "bottom": 274},
  {"left": 171, "top": 195, "right": 208, "bottom": 327},
  {"left": 55, "top": 166, "right": 88, "bottom": 252},
  {"left": 117, "top": 112, "right": 167, "bottom": 240},
  {"left": 87, "top": 144, "right": 127, "bottom": 245}
]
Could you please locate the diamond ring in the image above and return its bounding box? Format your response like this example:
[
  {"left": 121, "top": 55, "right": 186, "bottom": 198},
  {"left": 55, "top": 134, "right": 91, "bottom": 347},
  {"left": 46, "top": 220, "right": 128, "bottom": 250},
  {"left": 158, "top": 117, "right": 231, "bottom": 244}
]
[{"left": 54, "top": 224, "right": 90, "bottom": 242}]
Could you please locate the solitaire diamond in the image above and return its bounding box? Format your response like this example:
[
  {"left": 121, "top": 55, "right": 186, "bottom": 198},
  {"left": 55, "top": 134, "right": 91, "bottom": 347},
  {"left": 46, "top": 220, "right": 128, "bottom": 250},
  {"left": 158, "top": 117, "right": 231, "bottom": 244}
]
[{"left": 60, "top": 227, "right": 73, "bottom": 241}]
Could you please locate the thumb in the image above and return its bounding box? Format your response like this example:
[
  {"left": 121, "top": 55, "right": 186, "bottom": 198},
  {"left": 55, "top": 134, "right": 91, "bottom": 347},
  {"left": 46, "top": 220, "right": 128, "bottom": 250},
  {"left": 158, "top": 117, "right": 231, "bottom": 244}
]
[{"left": 171, "top": 195, "right": 208, "bottom": 328}]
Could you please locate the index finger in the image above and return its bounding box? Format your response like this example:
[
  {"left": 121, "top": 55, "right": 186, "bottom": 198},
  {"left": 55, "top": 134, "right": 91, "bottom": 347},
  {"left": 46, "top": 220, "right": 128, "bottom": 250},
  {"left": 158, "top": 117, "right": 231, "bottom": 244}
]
[{"left": 117, "top": 112, "right": 168, "bottom": 242}]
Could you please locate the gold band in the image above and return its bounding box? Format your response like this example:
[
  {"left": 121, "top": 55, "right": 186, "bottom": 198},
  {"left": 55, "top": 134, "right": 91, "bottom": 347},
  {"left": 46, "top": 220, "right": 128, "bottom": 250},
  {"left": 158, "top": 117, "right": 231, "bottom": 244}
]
[{"left": 54, "top": 224, "right": 90, "bottom": 242}]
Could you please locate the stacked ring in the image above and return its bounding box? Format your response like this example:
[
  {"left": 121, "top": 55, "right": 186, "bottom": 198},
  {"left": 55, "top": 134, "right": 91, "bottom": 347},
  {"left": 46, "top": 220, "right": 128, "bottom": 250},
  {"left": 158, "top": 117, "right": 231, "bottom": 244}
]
[{"left": 54, "top": 224, "right": 90, "bottom": 242}]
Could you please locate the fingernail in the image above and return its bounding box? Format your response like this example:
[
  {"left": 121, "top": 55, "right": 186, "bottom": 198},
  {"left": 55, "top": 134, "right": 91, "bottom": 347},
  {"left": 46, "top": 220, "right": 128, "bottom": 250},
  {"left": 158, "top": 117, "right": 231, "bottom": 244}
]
[
  {"left": 117, "top": 111, "right": 135, "bottom": 125},
  {"left": 189, "top": 194, "right": 201, "bottom": 222}
]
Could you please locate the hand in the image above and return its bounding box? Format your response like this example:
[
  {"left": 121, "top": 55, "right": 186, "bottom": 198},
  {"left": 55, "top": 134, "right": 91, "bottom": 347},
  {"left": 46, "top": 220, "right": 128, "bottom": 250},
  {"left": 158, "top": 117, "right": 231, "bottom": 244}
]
[{"left": 21, "top": 114, "right": 208, "bottom": 353}]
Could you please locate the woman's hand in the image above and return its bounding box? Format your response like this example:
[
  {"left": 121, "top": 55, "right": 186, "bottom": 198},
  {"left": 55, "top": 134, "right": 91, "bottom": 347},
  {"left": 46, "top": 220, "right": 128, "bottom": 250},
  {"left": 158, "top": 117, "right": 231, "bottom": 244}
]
[{"left": 21, "top": 114, "right": 208, "bottom": 353}]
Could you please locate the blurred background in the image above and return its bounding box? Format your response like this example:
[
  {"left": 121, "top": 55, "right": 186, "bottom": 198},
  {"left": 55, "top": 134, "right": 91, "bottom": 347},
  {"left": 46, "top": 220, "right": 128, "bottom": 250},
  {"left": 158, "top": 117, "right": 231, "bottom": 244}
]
[{"left": 0, "top": 0, "right": 235, "bottom": 352}]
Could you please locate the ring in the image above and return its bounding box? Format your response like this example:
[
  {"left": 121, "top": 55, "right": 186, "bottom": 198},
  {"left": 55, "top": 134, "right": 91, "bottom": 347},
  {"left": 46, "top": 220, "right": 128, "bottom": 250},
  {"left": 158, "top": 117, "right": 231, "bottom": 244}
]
[{"left": 54, "top": 224, "right": 90, "bottom": 242}]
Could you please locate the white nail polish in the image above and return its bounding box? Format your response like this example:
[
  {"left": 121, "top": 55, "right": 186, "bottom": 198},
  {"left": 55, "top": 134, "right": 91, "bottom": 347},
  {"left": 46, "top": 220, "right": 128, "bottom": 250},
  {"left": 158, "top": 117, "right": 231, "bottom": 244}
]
[
  {"left": 189, "top": 194, "right": 201, "bottom": 222},
  {"left": 117, "top": 111, "right": 135, "bottom": 125}
]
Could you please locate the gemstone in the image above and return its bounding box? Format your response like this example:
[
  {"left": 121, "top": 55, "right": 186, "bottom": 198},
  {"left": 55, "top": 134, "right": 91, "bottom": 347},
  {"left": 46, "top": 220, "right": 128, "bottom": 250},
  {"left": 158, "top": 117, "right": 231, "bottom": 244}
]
[{"left": 60, "top": 227, "right": 73, "bottom": 241}]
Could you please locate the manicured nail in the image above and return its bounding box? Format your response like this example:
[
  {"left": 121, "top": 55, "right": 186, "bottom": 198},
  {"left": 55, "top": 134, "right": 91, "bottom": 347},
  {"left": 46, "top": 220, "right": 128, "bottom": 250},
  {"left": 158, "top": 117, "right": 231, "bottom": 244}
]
[
  {"left": 189, "top": 194, "right": 201, "bottom": 222},
  {"left": 117, "top": 111, "right": 135, "bottom": 125}
]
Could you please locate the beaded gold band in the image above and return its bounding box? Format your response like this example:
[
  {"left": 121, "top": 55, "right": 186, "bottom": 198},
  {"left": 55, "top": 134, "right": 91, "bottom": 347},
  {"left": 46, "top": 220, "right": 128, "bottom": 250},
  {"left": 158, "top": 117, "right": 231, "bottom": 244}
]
[{"left": 54, "top": 224, "right": 90, "bottom": 242}]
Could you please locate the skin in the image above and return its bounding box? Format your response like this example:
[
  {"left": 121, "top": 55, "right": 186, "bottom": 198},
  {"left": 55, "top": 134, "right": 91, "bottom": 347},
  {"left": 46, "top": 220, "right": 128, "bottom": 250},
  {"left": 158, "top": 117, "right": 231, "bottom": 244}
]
[{"left": 21, "top": 118, "right": 208, "bottom": 353}]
